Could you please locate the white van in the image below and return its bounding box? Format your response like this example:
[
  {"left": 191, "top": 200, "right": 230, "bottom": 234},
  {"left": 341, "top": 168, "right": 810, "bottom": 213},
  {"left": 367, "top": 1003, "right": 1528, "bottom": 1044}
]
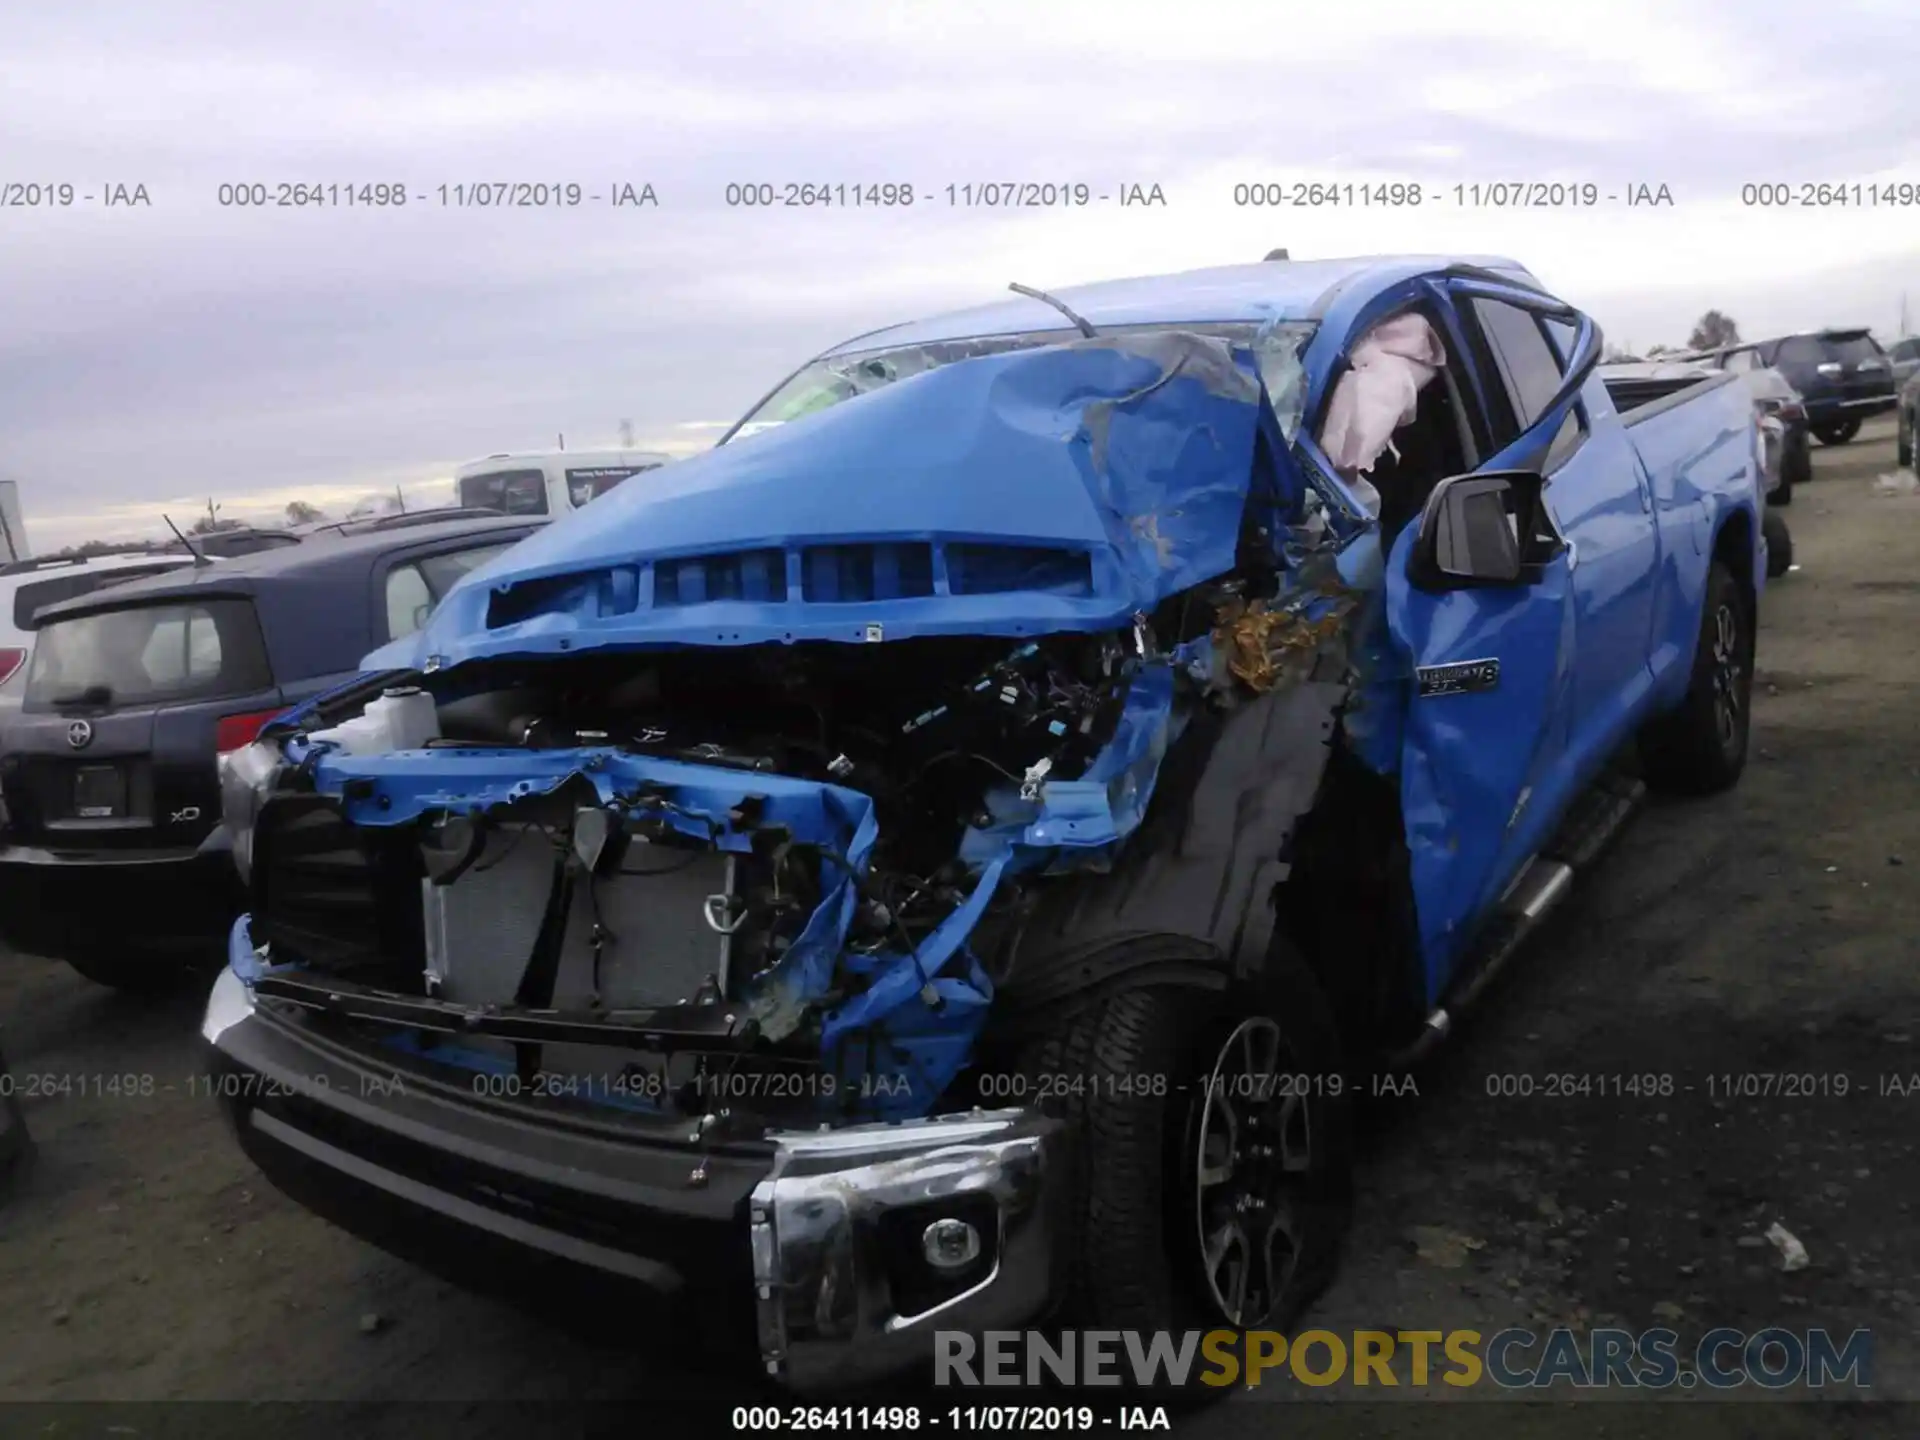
[{"left": 452, "top": 450, "right": 672, "bottom": 519}]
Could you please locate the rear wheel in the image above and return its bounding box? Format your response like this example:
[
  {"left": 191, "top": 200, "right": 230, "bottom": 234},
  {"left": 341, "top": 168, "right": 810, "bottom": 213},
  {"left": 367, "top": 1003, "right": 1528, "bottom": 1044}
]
[
  {"left": 1898, "top": 409, "right": 1913, "bottom": 470},
  {"left": 1762, "top": 510, "right": 1793, "bottom": 578},
  {"left": 1640, "top": 559, "right": 1754, "bottom": 795},
  {"left": 1812, "top": 418, "right": 1861, "bottom": 446},
  {"left": 1021, "top": 955, "right": 1352, "bottom": 1360}
]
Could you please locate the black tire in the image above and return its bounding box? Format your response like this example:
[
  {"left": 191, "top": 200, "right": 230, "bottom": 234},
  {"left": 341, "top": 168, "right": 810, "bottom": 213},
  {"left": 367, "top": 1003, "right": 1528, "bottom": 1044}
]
[
  {"left": 1639, "top": 559, "right": 1754, "bottom": 795},
  {"left": 1762, "top": 510, "right": 1793, "bottom": 578},
  {"left": 62, "top": 948, "right": 189, "bottom": 994},
  {"left": 1769, "top": 470, "right": 1792, "bottom": 506},
  {"left": 1812, "top": 418, "right": 1861, "bottom": 446},
  {"left": 1020, "top": 955, "right": 1352, "bottom": 1381},
  {"left": 1898, "top": 411, "right": 1913, "bottom": 470}
]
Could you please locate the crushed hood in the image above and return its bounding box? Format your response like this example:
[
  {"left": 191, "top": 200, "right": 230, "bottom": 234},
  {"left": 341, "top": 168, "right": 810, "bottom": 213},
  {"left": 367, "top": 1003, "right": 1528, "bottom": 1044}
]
[{"left": 370, "top": 331, "right": 1302, "bottom": 672}]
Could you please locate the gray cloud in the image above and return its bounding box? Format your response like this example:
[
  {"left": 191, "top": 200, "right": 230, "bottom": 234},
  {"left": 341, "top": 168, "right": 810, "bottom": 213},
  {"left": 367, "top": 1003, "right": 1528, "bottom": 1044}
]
[{"left": 3, "top": 0, "right": 1917, "bottom": 545}]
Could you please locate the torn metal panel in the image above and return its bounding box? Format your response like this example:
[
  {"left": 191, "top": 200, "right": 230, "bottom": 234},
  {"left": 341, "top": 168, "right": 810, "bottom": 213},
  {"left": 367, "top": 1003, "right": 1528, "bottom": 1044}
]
[{"left": 994, "top": 677, "right": 1349, "bottom": 1009}]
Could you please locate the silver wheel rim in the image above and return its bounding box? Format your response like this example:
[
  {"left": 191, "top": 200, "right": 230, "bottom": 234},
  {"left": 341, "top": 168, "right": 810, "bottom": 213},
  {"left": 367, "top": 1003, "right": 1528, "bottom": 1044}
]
[
  {"left": 1709, "top": 601, "right": 1744, "bottom": 751},
  {"left": 1192, "top": 1017, "right": 1313, "bottom": 1325}
]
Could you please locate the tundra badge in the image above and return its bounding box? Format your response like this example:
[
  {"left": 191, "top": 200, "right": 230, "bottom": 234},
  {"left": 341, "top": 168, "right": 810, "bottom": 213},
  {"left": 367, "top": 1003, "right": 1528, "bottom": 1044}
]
[{"left": 1417, "top": 658, "right": 1501, "bottom": 698}]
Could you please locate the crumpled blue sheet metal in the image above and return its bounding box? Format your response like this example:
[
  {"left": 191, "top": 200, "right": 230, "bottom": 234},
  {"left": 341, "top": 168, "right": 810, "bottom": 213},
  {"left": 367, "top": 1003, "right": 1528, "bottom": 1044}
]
[
  {"left": 274, "top": 720, "right": 1185, "bottom": 1118},
  {"left": 366, "top": 332, "right": 1298, "bottom": 673}
]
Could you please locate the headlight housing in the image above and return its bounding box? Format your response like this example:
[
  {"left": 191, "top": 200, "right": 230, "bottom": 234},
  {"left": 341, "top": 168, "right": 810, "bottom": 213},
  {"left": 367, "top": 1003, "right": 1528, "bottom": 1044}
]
[{"left": 218, "top": 739, "right": 282, "bottom": 886}]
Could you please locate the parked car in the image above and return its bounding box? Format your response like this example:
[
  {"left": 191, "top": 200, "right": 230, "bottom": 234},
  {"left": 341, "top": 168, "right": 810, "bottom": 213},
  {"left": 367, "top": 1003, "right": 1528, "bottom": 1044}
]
[
  {"left": 1899, "top": 367, "right": 1920, "bottom": 478},
  {"left": 454, "top": 449, "right": 672, "bottom": 519},
  {"left": 1888, "top": 336, "right": 1920, "bottom": 390},
  {"left": 0, "top": 552, "right": 207, "bottom": 731},
  {"left": 203, "top": 254, "right": 1762, "bottom": 1395},
  {"left": 287, "top": 506, "right": 509, "bottom": 540},
  {"left": 0, "top": 514, "right": 542, "bottom": 991},
  {"left": 1674, "top": 345, "right": 1811, "bottom": 496},
  {"left": 1733, "top": 329, "right": 1895, "bottom": 445}
]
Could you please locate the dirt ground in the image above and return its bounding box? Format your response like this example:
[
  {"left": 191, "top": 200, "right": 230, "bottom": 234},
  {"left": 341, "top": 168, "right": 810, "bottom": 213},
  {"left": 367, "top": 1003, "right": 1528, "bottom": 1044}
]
[{"left": 2, "top": 421, "right": 1916, "bottom": 1439}]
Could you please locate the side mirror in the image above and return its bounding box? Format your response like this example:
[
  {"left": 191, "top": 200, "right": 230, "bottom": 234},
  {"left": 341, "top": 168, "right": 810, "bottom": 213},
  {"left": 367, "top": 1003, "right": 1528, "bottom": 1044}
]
[{"left": 1409, "top": 470, "right": 1564, "bottom": 592}]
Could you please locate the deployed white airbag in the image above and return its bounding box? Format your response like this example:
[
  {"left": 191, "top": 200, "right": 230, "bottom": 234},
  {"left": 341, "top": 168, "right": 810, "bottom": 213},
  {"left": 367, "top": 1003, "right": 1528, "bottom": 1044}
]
[{"left": 1318, "top": 312, "right": 1448, "bottom": 513}]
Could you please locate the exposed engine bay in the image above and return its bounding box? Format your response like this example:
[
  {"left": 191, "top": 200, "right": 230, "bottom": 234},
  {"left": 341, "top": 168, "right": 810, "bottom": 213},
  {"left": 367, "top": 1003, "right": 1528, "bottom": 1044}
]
[{"left": 220, "top": 328, "right": 1380, "bottom": 1135}]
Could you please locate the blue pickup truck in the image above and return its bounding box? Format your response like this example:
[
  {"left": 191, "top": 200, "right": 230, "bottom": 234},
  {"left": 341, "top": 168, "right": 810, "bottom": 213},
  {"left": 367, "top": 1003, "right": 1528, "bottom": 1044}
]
[{"left": 201, "top": 254, "right": 1763, "bottom": 1393}]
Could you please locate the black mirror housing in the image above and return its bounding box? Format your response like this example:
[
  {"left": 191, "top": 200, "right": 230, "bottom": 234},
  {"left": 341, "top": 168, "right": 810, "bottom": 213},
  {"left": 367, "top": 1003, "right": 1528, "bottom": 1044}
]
[{"left": 1409, "top": 469, "right": 1564, "bottom": 592}]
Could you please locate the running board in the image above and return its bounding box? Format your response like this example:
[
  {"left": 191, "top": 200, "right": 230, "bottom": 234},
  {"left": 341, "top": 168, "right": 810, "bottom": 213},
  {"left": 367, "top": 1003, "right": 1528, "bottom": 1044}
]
[{"left": 1384, "top": 773, "right": 1646, "bottom": 1069}]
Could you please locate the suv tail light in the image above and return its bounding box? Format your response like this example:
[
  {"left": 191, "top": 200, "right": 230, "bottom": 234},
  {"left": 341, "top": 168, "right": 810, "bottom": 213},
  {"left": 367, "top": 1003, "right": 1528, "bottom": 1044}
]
[
  {"left": 0, "top": 647, "right": 26, "bottom": 687},
  {"left": 216, "top": 708, "right": 285, "bottom": 755},
  {"left": 1778, "top": 400, "right": 1805, "bottom": 421}
]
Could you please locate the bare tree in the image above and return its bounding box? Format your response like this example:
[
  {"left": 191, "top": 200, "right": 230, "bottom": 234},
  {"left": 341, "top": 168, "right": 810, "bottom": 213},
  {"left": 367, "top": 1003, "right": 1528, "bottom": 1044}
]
[
  {"left": 284, "top": 500, "right": 326, "bottom": 525},
  {"left": 188, "top": 498, "right": 242, "bottom": 534},
  {"left": 1686, "top": 310, "right": 1741, "bottom": 351}
]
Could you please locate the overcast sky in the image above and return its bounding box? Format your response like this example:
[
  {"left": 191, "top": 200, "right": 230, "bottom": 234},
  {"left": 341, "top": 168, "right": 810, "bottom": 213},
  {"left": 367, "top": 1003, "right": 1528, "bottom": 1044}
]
[{"left": 3, "top": 0, "right": 1917, "bottom": 548}]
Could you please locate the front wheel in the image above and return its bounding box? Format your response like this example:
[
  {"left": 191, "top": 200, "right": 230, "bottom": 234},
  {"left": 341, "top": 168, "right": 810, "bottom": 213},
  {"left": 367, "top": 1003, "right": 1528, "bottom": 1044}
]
[
  {"left": 1639, "top": 559, "right": 1754, "bottom": 795},
  {"left": 1020, "top": 956, "right": 1353, "bottom": 1352},
  {"left": 1812, "top": 418, "right": 1861, "bottom": 446}
]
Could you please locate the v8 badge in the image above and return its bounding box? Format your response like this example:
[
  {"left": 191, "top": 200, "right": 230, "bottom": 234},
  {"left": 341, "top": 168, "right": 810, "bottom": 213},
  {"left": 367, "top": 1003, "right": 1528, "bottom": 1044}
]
[{"left": 1417, "top": 658, "right": 1501, "bottom": 698}]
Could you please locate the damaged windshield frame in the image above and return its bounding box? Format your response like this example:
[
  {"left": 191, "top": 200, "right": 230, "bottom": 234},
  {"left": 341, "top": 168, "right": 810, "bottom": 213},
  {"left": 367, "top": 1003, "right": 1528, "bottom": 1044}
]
[{"left": 721, "top": 320, "right": 1319, "bottom": 445}]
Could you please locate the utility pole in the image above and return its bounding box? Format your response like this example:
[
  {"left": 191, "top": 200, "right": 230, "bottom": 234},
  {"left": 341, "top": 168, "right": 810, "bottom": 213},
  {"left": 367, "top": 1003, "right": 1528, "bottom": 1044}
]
[
  {"left": 557, "top": 432, "right": 566, "bottom": 452},
  {"left": 619, "top": 418, "right": 635, "bottom": 449}
]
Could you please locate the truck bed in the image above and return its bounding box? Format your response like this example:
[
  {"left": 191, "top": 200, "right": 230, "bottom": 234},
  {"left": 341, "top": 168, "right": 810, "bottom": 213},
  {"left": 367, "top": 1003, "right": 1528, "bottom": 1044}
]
[{"left": 1601, "top": 366, "right": 1728, "bottom": 423}]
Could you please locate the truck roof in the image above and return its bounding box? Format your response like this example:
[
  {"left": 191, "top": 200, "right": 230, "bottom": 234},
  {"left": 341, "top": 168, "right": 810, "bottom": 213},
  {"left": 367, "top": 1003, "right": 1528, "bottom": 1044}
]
[{"left": 823, "top": 253, "right": 1531, "bottom": 357}]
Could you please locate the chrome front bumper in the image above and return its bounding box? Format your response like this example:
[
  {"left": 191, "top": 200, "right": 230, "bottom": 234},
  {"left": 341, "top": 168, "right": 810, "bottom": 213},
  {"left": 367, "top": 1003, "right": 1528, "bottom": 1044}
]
[
  {"left": 752, "top": 1108, "right": 1068, "bottom": 1393},
  {"left": 209, "top": 941, "right": 1068, "bottom": 1396}
]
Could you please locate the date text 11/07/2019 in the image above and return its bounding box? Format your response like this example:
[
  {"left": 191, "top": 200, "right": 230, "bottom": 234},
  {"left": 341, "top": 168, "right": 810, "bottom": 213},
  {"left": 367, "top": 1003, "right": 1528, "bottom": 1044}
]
[
  {"left": 213, "top": 183, "right": 660, "bottom": 208},
  {"left": 0, "top": 1071, "right": 403, "bottom": 1102},
  {"left": 722, "top": 183, "right": 1168, "bottom": 208},
  {"left": 1230, "top": 181, "right": 1674, "bottom": 208},
  {"left": 186, "top": 1071, "right": 404, "bottom": 1101},
  {"left": 731, "top": 1404, "right": 1170, "bottom": 1432}
]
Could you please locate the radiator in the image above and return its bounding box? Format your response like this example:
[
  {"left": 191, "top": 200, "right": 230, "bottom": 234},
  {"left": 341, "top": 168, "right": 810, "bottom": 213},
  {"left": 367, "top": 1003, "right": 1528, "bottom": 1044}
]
[{"left": 420, "top": 825, "right": 734, "bottom": 1010}]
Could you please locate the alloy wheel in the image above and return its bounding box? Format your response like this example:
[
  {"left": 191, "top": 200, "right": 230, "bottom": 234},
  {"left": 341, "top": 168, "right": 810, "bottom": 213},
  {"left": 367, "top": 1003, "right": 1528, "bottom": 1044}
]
[
  {"left": 1188, "top": 1017, "right": 1315, "bottom": 1326},
  {"left": 1709, "top": 601, "right": 1745, "bottom": 752}
]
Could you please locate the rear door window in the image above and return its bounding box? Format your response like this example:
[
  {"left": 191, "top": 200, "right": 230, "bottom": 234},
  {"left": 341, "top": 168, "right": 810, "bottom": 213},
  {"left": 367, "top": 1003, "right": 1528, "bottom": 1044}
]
[
  {"left": 1774, "top": 337, "right": 1825, "bottom": 368},
  {"left": 457, "top": 469, "right": 549, "bottom": 516},
  {"left": 383, "top": 542, "right": 517, "bottom": 641},
  {"left": 23, "top": 598, "right": 272, "bottom": 710}
]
